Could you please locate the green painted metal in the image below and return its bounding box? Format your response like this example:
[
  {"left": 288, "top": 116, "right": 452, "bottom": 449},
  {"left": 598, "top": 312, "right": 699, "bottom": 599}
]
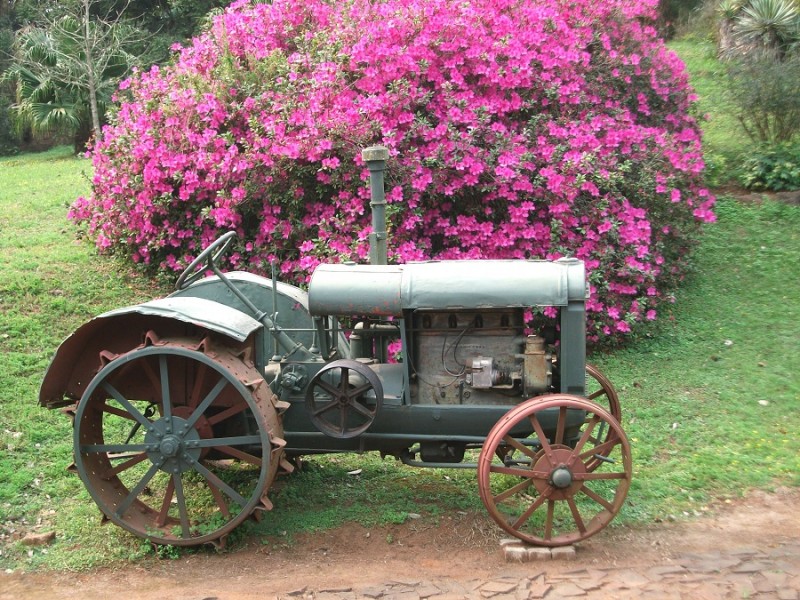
[
  {"left": 362, "top": 146, "right": 389, "bottom": 266},
  {"left": 307, "top": 259, "right": 585, "bottom": 316},
  {"left": 102, "top": 297, "right": 261, "bottom": 342}
]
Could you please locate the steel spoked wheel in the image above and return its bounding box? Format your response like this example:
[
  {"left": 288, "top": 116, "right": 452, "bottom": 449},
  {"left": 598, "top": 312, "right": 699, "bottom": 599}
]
[
  {"left": 585, "top": 364, "right": 621, "bottom": 423},
  {"left": 74, "top": 338, "right": 286, "bottom": 546},
  {"left": 584, "top": 364, "right": 622, "bottom": 472},
  {"left": 478, "top": 395, "right": 631, "bottom": 547},
  {"left": 305, "top": 359, "right": 383, "bottom": 439}
]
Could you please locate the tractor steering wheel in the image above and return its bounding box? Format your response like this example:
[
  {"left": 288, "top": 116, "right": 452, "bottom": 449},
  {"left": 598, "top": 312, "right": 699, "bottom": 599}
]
[{"left": 175, "top": 231, "right": 237, "bottom": 291}]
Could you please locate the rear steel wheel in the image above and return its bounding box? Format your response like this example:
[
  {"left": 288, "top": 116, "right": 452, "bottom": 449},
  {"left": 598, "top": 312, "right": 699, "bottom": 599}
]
[
  {"left": 478, "top": 395, "right": 631, "bottom": 547},
  {"left": 73, "top": 336, "right": 287, "bottom": 546}
]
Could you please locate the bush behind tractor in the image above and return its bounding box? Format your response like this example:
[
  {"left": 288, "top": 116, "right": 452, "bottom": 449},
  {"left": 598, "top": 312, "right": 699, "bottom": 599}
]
[{"left": 40, "top": 147, "right": 631, "bottom": 548}]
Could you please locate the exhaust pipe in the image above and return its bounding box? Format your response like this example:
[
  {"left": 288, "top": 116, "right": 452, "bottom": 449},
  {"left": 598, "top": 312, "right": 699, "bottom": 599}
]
[{"left": 362, "top": 145, "right": 389, "bottom": 265}]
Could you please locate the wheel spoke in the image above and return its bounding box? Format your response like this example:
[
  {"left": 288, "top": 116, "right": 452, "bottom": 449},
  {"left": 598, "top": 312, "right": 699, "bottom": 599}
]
[
  {"left": 159, "top": 356, "right": 172, "bottom": 421},
  {"left": 185, "top": 377, "right": 229, "bottom": 430},
  {"left": 206, "top": 401, "right": 248, "bottom": 426},
  {"left": 315, "top": 379, "right": 340, "bottom": 397},
  {"left": 570, "top": 415, "right": 601, "bottom": 462},
  {"left": 115, "top": 462, "right": 161, "bottom": 517},
  {"left": 350, "top": 401, "right": 376, "bottom": 419},
  {"left": 580, "top": 484, "right": 615, "bottom": 511},
  {"left": 567, "top": 497, "right": 587, "bottom": 534},
  {"left": 544, "top": 499, "right": 555, "bottom": 540},
  {"left": 554, "top": 406, "right": 567, "bottom": 445},
  {"left": 100, "top": 403, "right": 138, "bottom": 421},
  {"left": 313, "top": 399, "right": 339, "bottom": 417},
  {"left": 207, "top": 480, "right": 231, "bottom": 518},
  {"left": 172, "top": 473, "right": 191, "bottom": 538},
  {"left": 587, "top": 389, "right": 605, "bottom": 401},
  {"left": 81, "top": 443, "right": 148, "bottom": 453},
  {"left": 102, "top": 452, "right": 148, "bottom": 479},
  {"left": 489, "top": 464, "right": 547, "bottom": 479},
  {"left": 511, "top": 491, "right": 549, "bottom": 530},
  {"left": 339, "top": 405, "right": 347, "bottom": 433},
  {"left": 347, "top": 382, "right": 373, "bottom": 398},
  {"left": 189, "top": 362, "right": 208, "bottom": 409},
  {"left": 502, "top": 435, "right": 540, "bottom": 461},
  {"left": 194, "top": 434, "right": 262, "bottom": 448},
  {"left": 217, "top": 445, "right": 263, "bottom": 467},
  {"left": 156, "top": 476, "right": 176, "bottom": 527},
  {"left": 101, "top": 382, "right": 152, "bottom": 429},
  {"left": 574, "top": 471, "right": 628, "bottom": 481},
  {"left": 140, "top": 358, "right": 161, "bottom": 401},
  {"left": 339, "top": 369, "right": 351, "bottom": 393},
  {"left": 579, "top": 438, "right": 619, "bottom": 463},
  {"left": 529, "top": 412, "right": 553, "bottom": 456},
  {"left": 193, "top": 461, "right": 248, "bottom": 507},
  {"left": 493, "top": 477, "right": 533, "bottom": 504}
]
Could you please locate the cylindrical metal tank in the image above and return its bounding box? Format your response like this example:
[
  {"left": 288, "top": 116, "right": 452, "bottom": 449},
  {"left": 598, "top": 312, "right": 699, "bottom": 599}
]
[{"left": 308, "top": 259, "right": 585, "bottom": 316}]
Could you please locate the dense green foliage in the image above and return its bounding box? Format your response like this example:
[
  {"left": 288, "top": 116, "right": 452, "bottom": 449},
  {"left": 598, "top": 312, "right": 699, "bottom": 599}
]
[
  {"left": 738, "top": 141, "right": 800, "bottom": 190},
  {"left": 0, "top": 0, "right": 235, "bottom": 152}
]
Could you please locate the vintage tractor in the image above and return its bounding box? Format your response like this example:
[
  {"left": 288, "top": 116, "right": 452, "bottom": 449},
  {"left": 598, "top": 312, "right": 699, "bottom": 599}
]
[{"left": 40, "top": 147, "right": 631, "bottom": 549}]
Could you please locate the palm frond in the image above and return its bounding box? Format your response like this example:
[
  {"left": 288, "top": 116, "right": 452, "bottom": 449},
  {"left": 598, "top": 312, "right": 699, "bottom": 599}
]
[{"left": 734, "top": 0, "right": 800, "bottom": 48}]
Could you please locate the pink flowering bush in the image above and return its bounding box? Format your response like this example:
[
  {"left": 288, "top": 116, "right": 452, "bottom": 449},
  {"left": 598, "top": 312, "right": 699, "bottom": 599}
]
[{"left": 71, "top": 0, "right": 715, "bottom": 343}]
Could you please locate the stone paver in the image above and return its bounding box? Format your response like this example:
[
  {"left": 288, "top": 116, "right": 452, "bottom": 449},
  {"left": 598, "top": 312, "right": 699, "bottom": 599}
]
[{"left": 276, "top": 540, "right": 800, "bottom": 600}]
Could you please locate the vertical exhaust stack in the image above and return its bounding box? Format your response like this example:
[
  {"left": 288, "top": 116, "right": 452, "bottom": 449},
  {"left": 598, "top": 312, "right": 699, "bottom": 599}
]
[{"left": 362, "top": 145, "right": 389, "bottom": 265}]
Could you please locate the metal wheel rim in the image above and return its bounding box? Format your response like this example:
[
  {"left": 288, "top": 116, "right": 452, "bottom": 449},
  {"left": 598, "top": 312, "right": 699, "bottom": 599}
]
[
  {"left": 584, "top": 364, "right": 622, "bottom": 472},
  {"left": 73, "top": 342, "right": 277, "bottom": 546},
  {"left": 477, "top": 394, "right": 631, "bottom": 547}
]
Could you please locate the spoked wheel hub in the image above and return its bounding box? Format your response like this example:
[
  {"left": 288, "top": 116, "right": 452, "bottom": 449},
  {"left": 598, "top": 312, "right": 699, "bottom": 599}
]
[
  {"left": 144, "top": 417, "right": 202, "bottom": 473},
  {"left": 478, "top": 394, "right": 631, "bottom": 547},
  {"left": 549, "top": 466, "right": 573, "bottom": 489},
  {"left": 73, "top": 336, "right": 289, "bottom": 547}
]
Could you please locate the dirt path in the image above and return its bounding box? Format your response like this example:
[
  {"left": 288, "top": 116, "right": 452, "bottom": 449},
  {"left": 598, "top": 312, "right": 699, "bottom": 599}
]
[{"left": 2, "top": 488, "right": 799, "bottom": 599}]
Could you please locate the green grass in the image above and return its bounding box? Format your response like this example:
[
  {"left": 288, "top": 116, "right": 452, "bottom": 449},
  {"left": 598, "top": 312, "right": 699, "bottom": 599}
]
[
  {"left": 601, "top": 198, "right": 800, "bottom": 519},
  {"left": 0, "top": 147, "right": 164, "bottom": 570},
  {"left": 1, "top": 39, "right": 799, "bottom": 569},
  {"left": 669, "top": 38, "right": 744, "bottom": 186}
]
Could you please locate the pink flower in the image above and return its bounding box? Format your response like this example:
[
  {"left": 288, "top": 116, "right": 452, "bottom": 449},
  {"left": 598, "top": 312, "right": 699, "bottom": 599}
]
[{"left": 70, "top": 0, "right": 713, "bottom": 344}]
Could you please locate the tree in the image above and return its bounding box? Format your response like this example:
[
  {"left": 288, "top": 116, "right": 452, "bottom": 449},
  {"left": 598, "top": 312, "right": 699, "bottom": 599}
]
[
  {"left": 717, "top": 0, "right": 800, "bottom": 60},
  {"left": 5, "top": 0, "right": 145, "bottom": 149},
  {"left": 716, "top": 0, "right": 800, "bottom": 144}
]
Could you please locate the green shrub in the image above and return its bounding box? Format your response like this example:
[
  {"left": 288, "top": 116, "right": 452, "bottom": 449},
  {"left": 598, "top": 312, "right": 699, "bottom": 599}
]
[
  {"left": 726, "top": 53, "right": 800, "bottom": 143},
  {"left": 737, "top": 141, "right": 800, "bottom": 190}
]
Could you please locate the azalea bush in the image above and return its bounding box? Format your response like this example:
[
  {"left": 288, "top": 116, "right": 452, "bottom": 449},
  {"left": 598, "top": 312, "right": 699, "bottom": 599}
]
[{"left": 70, "top": 0, "right": 715, "bottom": 342}]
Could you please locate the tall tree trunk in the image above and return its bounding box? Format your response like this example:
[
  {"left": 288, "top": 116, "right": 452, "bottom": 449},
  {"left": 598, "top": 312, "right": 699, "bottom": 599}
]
[{"left": 83, "top": 0, "right": 102, "bottom": 143}]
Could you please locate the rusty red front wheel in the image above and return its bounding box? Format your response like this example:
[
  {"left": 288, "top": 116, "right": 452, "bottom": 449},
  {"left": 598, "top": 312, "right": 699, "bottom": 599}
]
[
  {"left": 73, "top": 337, "right": 286, "bottom": 546},
  {"left": 477, "top": 395, "right": 631, "bottom": 546}
]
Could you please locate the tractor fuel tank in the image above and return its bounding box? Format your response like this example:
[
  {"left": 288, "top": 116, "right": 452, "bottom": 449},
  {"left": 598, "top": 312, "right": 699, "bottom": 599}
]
[{"left": 308, "top": 259, "right": 585, "bottom": 316}]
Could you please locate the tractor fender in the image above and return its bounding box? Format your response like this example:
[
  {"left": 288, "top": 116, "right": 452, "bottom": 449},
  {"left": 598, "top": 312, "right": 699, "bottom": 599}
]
[{"left": 39, "top": 297, "right": 262, "bottom": 409}]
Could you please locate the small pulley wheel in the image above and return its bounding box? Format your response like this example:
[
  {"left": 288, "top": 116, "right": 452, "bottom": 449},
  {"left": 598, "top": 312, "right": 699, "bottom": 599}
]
[{"left": 305, "top": 359, "right": 383, "bottom": 439}]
